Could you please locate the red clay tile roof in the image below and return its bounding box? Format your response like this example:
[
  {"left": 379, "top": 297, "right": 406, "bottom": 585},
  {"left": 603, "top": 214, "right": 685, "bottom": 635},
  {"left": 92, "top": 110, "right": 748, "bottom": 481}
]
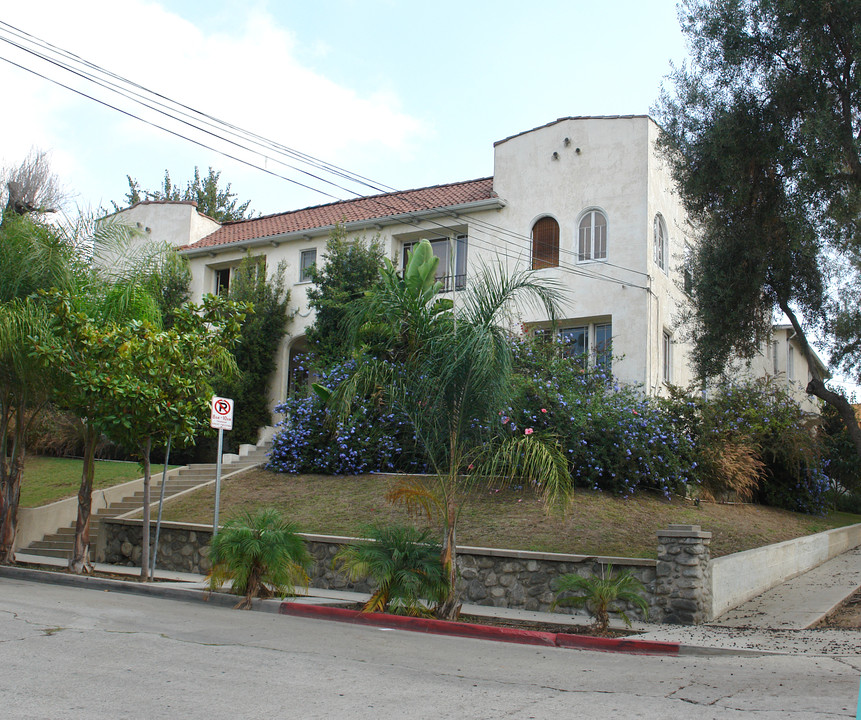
[{"left": 187, "top": 177, "right": 496, "bottom": 250}]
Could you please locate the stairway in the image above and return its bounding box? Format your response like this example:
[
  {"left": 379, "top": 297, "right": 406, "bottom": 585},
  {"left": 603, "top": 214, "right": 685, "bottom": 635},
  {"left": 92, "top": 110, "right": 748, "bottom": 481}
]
[{"left": 21, "top": 443, "right": 271, "bottom": 562}]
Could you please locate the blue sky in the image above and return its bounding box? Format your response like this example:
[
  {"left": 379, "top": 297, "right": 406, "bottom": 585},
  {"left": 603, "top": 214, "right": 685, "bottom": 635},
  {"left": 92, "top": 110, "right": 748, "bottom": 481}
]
[{"left": 0, "top": 0, "right": 688, "bottom": 216}]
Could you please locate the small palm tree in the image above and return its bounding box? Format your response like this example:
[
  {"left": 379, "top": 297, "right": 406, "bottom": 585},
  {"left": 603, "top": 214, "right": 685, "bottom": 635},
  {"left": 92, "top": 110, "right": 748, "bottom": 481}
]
[
  {"left": 206, "top": 508, "right": 311, "bottom": 610},
  {"left": 335, "top": 525, "right": 449, "bottom": 616},
  {"left": 552, "top": 564, "right": 649, "bottom": 634}
]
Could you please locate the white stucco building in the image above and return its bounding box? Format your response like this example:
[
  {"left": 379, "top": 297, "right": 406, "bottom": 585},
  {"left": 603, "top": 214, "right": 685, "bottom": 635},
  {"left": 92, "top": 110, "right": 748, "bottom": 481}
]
[{"left": 111, "top": 115, "right": 823, "bottom": 416}]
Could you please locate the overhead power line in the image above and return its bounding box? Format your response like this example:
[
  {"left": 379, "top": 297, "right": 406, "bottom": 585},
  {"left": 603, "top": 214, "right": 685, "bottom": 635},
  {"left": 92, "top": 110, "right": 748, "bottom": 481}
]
[{"left": 0, "top": 20, "right": 652, "bottom": 290}]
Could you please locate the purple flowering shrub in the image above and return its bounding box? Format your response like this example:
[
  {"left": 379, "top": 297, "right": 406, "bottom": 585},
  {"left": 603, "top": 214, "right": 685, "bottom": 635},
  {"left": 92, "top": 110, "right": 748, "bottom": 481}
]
[
  {"left": 268, "top": 362, "right": 427, "bottom": 475},
  {"left": 508, "top": 335, "right": 693, "bottom": 498}
]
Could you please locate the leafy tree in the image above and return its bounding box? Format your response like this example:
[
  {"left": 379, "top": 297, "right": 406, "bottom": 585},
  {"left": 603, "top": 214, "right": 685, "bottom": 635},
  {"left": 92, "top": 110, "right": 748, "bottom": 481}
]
[
  {"left": 218, "top": 256, "right": 291, "bottom": 447},
  {"left": 330, "top": 240, "right": 573, "bottom": 619},
  {"left": 207, "top": 507, "right": 311, "bottom": 609},
  {"left": 0, "top": 214, "right": 78, "bottom": 562},
  {"left": 114, "top": 166, "right": 254, "bottom": 222},
  {"left": 305, "top": 225, "right": 384, "bottom": 368},
  {"left": 656, "top": 0, "right": 861, "bottom": 455},
  {"left": 35, "top": 295, "right": 244, "bottom": 579},
  {"left": 552, "top": 565, "right": 649, "bottom": 634},
  {"left": 335, "top": 525, "right": 448, "bottom": 616}
]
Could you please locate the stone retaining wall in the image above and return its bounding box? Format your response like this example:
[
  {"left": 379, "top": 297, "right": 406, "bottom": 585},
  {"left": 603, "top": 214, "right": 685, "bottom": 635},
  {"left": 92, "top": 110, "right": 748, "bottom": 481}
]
[{"left": 100, "top": 518, "right": 657, "bottom": 618}]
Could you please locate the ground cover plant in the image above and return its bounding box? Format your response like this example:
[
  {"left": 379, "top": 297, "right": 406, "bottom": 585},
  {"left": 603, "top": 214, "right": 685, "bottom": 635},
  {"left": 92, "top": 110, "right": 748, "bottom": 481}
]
[
  {"left": 160, "top": 469, "right": 861, "bottom": 559},
  {"left": 19, "top": 456, "right": 177, "bottom": 508}
]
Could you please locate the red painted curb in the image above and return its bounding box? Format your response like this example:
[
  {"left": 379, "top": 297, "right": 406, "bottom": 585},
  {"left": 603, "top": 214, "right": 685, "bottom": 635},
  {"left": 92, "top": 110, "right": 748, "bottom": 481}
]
[
  {"left": 555, "top": 633, "right": 680, "bottom": 656},
  {"left": 279, "top": 602, "right": 681, "bottom": 655},
  {"left": 279, "top": 603, "right": 557, "bottom": 646}
]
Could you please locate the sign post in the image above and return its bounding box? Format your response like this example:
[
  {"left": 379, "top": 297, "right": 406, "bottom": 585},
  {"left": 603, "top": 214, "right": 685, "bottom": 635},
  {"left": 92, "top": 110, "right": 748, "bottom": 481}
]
[{"left": 210, "top": 396, "right": 234, "bottom": 537}]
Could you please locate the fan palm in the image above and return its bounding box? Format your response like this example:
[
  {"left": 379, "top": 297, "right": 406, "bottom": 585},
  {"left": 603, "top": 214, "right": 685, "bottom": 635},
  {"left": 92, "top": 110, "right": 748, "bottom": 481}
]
[
  {"left": 206, "top": 508, "right": 311, "bottom": 609},
  {"left": 551, "top": 564, "right": 650, "bottom": 634},
  {"left": 335, "top": 525, "right": 448, "bottom": 616},
  {"left": 331, "top": 240, "right": 574, "bottom": 619},
  {"left": 0, "top": 213, "right": 78, "bottom": 562}
]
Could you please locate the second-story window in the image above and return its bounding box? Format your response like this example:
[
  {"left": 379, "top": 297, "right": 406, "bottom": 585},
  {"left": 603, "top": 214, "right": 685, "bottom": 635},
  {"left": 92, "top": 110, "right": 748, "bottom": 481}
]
[
  {"left": 654, "top": 214, "right": 667, "bottom": 272},
  {"left": 402, "top": 235, "right": 468, "bottom": 291},
  {"left": 578, "top": 210, "right": 607, "bottom": 262},
  {"left": 531, "top": 216, "right": 560, "bottom": 270},
  {"left": 300, "top": 248, "right": 316, "bottom": 283}
]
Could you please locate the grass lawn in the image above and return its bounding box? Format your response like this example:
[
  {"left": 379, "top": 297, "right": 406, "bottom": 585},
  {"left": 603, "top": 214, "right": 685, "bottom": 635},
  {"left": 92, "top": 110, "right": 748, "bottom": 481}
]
[
  {"left": 160, "top": 468, "right": 861, "bottom": 559},
  {"left": 20, "top": 456, "right": 178, "bottom": 508}
]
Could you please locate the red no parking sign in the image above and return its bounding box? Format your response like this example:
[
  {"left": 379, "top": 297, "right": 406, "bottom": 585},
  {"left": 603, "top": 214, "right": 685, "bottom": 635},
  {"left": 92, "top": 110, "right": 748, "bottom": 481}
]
[{"left": 210, "top": 396, "right": 234, "bottom": 431}]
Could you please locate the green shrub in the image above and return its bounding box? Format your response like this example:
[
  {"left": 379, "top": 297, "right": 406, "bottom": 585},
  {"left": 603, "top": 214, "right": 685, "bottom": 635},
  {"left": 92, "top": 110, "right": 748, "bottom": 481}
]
[
  {"left": 552, "top": 564, "right": 649, "bottom": 633},
  {"left": 335, "top": 525, "right": 449, "bottom": 616},
  {"left": 207, "top": 507, "right": 311, "bottom": 609}
]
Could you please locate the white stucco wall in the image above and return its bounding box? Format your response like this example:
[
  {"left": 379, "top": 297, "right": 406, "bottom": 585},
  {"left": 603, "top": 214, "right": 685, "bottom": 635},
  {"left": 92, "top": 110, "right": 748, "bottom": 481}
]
[
  {"left": 176, "top": 117, "right": 698, "bottom": 410},
  {"left": 710, "top": 523, "right": 861, "bottom": 619}
]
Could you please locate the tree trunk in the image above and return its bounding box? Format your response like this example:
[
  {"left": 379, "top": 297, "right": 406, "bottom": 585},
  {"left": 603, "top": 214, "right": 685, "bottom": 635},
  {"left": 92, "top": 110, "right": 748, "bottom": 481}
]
[
  {"left": 69, "top": 424, "right": 97, "bottom": 574},
  {"left": 779, "top": 301, "right": 861, "bottom": 458},
  {"left": 435, "top": 497, "right": 460, "bottom": 620},
  {"left": 0, "top": 405, "right": 27, "bottom": 564},
  {"left": 140, "top": 438, "right": 151, "bottom": 582},
  {"left": 0, "top": 463, "right": 22, "bottom": 564}
]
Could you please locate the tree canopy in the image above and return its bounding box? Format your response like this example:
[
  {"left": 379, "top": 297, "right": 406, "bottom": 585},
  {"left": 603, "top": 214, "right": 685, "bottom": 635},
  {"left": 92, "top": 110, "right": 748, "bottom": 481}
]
[
  {"left": 114, "top": 166, "right": 255, "bottom": 222},
  {"left": 656, "top": 0, "right": 861, "bottom": 452},
  {"left": 305, "top": 225, "right": 384, "bottom": 369}
]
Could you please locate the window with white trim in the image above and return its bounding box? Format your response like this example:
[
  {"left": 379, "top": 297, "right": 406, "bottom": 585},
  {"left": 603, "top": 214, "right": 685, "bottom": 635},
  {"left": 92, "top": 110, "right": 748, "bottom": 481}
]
[
  {"left": 551, "top": 321, "right": 613, "bottom": 369},
  {"left": 214, "top": 267, "right": 231, "bottom": 295},
  {"left": 578, "top": 210, "right": 607, "bottom": 262},
  {"left": 654, "top": 214, "right": 667, "bottom": 272},
  {"left": 402, "top": 235, "right": 468, "bottom": 291},
  {"left": 299, "top": 248, "right": 317, "bottom": 283},
  {"left": 662, "top": 330, "right": 672, "bottom": 383}
]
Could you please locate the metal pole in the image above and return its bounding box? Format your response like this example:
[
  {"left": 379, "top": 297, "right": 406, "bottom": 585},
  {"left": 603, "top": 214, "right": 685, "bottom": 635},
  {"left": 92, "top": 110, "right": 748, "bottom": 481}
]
[
  {"left": 213, "top": 428, "right": 224, "bottom": 537},
  {"left": 150, "top": 435, "right": 172, "bottom": 577}
]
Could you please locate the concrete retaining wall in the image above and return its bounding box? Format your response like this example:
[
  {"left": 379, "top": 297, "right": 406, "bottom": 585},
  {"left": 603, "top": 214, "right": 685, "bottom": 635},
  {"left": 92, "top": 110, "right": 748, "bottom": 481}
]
[{"left": 710, "top": 522, "right": 861, "bottom": 618}]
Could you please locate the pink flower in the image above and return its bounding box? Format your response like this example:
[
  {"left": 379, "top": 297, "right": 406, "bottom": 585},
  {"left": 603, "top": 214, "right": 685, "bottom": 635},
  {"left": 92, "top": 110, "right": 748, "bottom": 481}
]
[
  {"left": 502, "top": 416, "right": 509, "bottom": 425},
  {"left": 467, "top": 463, "right": 474, "bottom": 470},
  {"left": 541, "top": 408, "right": 547, "bottom": 413},
  {"left": 525, "top": 428, "right": 534, "bottom": 435}
]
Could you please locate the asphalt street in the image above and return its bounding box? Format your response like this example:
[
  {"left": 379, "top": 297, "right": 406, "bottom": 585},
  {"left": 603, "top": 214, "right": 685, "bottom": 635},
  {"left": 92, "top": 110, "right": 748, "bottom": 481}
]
[{"left": 0, "top": 577, "right": 859, "bottom": 719}]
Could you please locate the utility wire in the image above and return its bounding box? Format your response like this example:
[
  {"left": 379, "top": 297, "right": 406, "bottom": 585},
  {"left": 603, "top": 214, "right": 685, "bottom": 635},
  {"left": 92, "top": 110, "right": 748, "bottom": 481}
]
[{"left": 0, "top": 21, "right": 653, "bottom": 290}]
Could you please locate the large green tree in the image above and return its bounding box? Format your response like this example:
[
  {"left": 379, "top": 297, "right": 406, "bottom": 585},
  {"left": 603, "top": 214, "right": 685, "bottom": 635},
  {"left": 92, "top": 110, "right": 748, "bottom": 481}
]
[
  {"left": 305, "top": 225, "right": 384, "bottom": 369},
  {"left": 114, "top": 166, "right": 254, "bottom": 222},
  {"left": 656, "top": 0, "right": 861, "bottom": 453},
  {"left": 331, "top": 241, "right": 573, "bottom": 619},
  {"left": 218, "top": 256, "right": 292, "bottom": 446},
  {"left": 35, "top": 295, "right": 244, "bottom": 579}
]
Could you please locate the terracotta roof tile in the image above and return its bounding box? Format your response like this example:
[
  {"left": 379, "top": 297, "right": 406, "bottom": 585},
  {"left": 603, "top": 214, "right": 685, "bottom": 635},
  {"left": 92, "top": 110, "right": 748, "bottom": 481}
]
[{"left": 187, "top": 177, "right": 495, "bottom": 250}]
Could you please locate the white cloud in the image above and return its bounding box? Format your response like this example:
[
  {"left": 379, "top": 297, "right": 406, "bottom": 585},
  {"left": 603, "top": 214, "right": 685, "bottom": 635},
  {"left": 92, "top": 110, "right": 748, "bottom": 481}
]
[{"left": 0, "top": 0, "right": 428, "bottom": 209}]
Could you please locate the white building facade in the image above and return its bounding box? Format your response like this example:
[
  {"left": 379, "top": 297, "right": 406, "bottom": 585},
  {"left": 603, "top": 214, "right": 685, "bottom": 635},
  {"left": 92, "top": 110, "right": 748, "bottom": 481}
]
[{"left": 112, "top": 116, "right": 822, "bottom": 415}]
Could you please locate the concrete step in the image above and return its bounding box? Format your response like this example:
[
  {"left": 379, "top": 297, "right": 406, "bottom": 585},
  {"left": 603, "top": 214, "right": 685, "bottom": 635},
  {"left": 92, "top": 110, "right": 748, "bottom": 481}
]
[
  {"left": 24, "top": 444, "right": 271, "bottom": 560},
  {"left": 23, "top": 548, "right": 71, "bottom": 559}
]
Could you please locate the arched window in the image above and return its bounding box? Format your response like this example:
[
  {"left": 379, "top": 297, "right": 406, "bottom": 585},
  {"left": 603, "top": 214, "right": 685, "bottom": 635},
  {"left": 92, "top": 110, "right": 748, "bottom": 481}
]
[
  {"left": 531, "top": 216, "right": 559, "bottom": 269},
  {"left": 578, "top": 210, "right": 607, "bottom": 261},
  {"left": 654, "top": 214, "right": 667, "bottom": 272}
]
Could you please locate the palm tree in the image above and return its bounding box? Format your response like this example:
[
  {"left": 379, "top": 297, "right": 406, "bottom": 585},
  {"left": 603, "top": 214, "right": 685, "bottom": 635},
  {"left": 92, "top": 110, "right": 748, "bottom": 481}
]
[
  {"left": 0, "top": 213, "right": 78, "bottom": 563},
  {"left": 552, "top": 565, "right": 650, "bottom": 634},
  {"left": 332, "top": 240, "right": 574, "bottom": 619},
  {"left": 206, "top": 508, "right": 312, "bottom": 609},
  {"left": 335, "top": 525, "right": 448, "bottom": 616}
]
